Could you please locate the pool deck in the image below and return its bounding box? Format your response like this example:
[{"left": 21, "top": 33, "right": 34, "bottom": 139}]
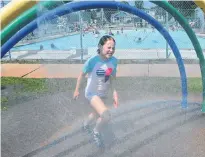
[
  {"left": 1, "top": 63, "right": 201, "bottom": 78},
  {"left": 3, "top": 48, "right": 205, "bottom": 61},
  {"left": 196, "top": 33, "right": 205, "bottom": 38}
]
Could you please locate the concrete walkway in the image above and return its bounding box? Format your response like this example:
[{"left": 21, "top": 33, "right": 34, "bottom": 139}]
[{"left": 1, "top": 63, "right": 201, "bottom": 78}]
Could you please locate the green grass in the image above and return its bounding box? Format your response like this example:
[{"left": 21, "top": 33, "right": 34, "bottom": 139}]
[
  {"left": 188, "top": 78, "right": 202, "bottom": 93},
  {"left": 1, "top": 59, "right": 41, "bottom": 64},
  {"left": 1, "top": 77, "right": 49, "bottom": 111},
  {"left": 1, "top": 77, "right": 202, "bottom": 93},
  {"left": 1, "top": 97, "right": 8, "bottom": 103},
  {"left": 1, "top": 96, "right": 8, "bottom": 103},
  {"left": 0, "top": 77, "right": 202, "bottom": 111},
  {"left": 1, "top": 77, "right": 48, "bottom": 93},
  {"left": 1, "top": 96, "right": 8, "bottom": 111}
]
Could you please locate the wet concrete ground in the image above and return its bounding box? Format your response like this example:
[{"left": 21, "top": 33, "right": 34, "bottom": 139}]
[{"left": 1, "top": 84, "right": 204, "bottom": 157}]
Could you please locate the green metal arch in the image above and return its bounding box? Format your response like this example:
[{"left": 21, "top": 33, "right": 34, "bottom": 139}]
[{"left": 151, "top": 1, "right": 205, "bottom": 112}]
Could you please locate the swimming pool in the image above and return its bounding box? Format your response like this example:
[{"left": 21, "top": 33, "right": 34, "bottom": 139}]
[{"left": 12, "top": 29, "right": 205, "bottom": 51}]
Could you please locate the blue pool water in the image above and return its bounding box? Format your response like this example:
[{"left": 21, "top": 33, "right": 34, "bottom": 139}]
[{"left": 12, "top": 29, "right": 205, "bottom": 51}]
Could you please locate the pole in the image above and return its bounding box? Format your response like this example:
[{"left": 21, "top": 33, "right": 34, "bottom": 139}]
[
  {"left": 101, "top": 8, "right": 103, "bottom": 29},
  {"left": 166, "top": 11, "right": 169, "bottom": 58},
  {"left": 9, "top": 51, "right": 11, "bottom": 60},
  {"left": 79, "top": 11, "right": 83, "bottom": 63}
]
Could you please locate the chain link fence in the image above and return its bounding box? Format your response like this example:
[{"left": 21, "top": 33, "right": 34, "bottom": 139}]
[{"left": 3, "top": 1, "right": 205, "bottom": 63}]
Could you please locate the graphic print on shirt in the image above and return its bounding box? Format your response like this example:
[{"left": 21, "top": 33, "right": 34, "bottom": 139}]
[
  {"left": 96, "top": 67, "right": 113, "bottom": 82},
  {"left": 105, "top": 68, "right": 113, "bottom": 82},
  {"left": 96, "top": 66, "right": 113, "bottom": 94}
]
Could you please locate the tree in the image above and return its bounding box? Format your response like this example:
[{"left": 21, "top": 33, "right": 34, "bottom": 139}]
[
  {"left": 121, "top": 1, "right": 129, "bottom": 5},
  {"left": 168, "top": 1, "right": 197, "bottom": 17},
  {"left": 135, "top": 1, "right": 144, "bottom": 9},
  {"left": 134, "top": 1, "right": 144, "bottom": 27},
  {"left": 168, "top": 1, "right": 197, "bottom": 9},
  {"left": 103, "top": 1, "right": 130, "bottom": 23},
  {"left": 155, "top": 6, "right": 166, "bottom": 21},
  {"left": 103, "top": 8, "right": 118, "bottom": 23},
  {"left": 91, "top": 10, "right": 97, "bottom": 20}
]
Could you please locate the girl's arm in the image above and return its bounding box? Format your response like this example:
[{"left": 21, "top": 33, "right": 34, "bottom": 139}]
[{"left": 73, "top": 71, "right": 86, "bottom": 100}]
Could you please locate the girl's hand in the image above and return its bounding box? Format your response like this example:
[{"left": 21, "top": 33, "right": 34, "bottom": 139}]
[
  {"left": 113, "top": 91, "right": 119, "bottom": 108},
  {"left": 73, "top": 90, "right": 80, "bottom": 100}
]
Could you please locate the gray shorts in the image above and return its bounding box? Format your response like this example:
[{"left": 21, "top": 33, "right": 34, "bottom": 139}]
[
  {"left": 85, "top": 92, "right": 113, "bottom": 107},
  {"left": 85, "top": 92, "right": 107, "bottom": 101}
]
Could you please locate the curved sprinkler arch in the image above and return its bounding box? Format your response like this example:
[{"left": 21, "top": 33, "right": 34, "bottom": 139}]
[
  {"left": 1, "top": 1, "right": 70, "bottom": 46},
  {"left": 0, "top": 0, "right": 39, "bottom": 30},
  {"left": 1, "top": 1, "right": 188, "bottom": 108},
  {"left": 194, "top": 0, "right": 205, "bottom": 13},
  {"left": 151, "top": 0, "right": 205, "bottom": 112}
]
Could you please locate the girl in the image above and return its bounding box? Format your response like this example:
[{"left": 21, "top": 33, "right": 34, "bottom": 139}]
[{"left": 73, "top": 35, "right": 119, "bottom": 147}]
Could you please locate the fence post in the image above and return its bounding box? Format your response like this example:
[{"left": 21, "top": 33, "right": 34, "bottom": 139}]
[
  {"left": 101, "top": 8, "right": 104, "bottom": 28},
  {"left": 9, "top": 51, "right": 11, "bottom": 60},
  {"left": 79, "top": 11, "right": 83, "bottom": 63},
  {"left": 165, "top": 11, "right": 169, "bottom": 59},
  {"left": 202, "top": 10, "right": 205, "bottom": 33}
]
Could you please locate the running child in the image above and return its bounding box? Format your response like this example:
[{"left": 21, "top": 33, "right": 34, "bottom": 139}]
[{"left": 73, "top": 35, "right": 119, "bottom": 147}]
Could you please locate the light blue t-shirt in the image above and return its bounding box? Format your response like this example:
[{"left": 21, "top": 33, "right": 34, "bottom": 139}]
[{"left": 83, "top": 55, "right": 118, "bottom": 97}]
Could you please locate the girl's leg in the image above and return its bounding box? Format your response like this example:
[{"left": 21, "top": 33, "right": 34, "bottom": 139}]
[
  {"left": 83, "top": 112, "right": 98, "bottom": 134},
  {"left": 83, "top": 95, "right": 98, "bottom": 128},
  {"left": 83, "top": 112, "right": 97, "bottom": 127},
  {"left": 90, "top": 96, "right": 111, "bottom": 133},
  {"left": 89, "top": 96, "right": 111, "bottom": 147}
]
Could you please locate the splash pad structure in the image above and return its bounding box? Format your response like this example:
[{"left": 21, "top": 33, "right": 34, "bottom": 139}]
[{"left": 1, "top": 1, "right": 205, "bottom": 157}]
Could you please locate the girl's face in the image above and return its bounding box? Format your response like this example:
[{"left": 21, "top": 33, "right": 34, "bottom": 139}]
[{"left": 100, "top": 39, "right": 115, "bottom": 59}]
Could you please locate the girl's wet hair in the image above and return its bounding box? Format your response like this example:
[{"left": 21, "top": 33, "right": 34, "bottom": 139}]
[{"left": 97, "top": 35, "right": 115, "bottom": 54}]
